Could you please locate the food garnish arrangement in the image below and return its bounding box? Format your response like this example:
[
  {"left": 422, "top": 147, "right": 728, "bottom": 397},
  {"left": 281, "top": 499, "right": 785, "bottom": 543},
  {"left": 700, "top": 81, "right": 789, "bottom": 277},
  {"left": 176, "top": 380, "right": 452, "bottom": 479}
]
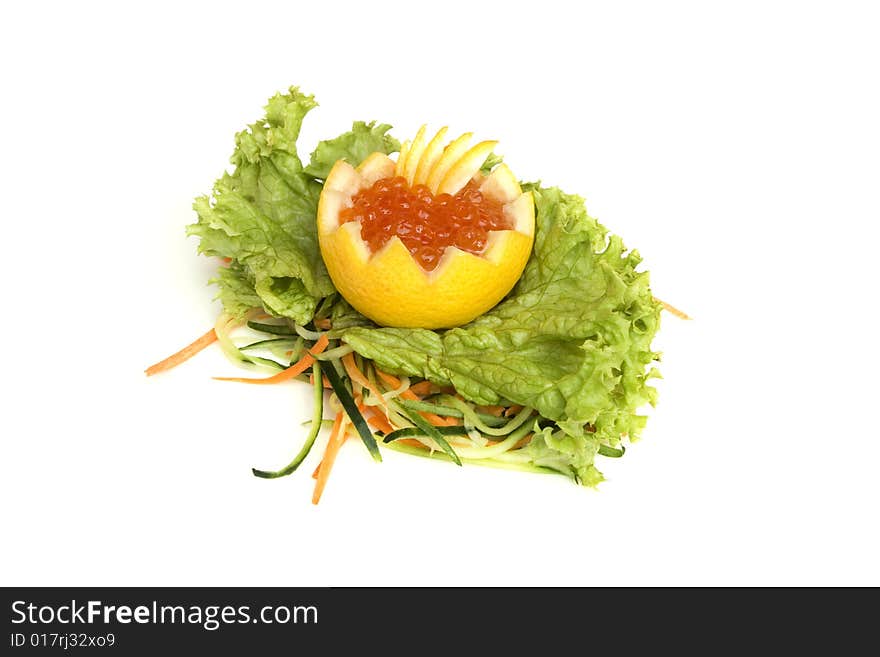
[{"left": 146, "top": 87, "right": 686, "bottom": 503}]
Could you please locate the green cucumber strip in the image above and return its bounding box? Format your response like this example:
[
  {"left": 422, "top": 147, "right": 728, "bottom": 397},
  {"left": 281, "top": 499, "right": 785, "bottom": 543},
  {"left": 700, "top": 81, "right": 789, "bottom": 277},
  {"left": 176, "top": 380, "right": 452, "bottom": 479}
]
[
  {"left": 240, "top": 337, "right": 303, "bottom": 363},
  {"left": 314, "top": 344, "right": 355, "bottom": 361},
  {"left": 397, "top": 399, "right": 463, "bottom": 418},
  {"left": 384, "top": 440, "right": 562, "bottom": 477},
  {"left": 247, "top": 321, "right": 298, "bottom": 336},
  {"left": 252, "top": 360, "right": 325, "bottom": 478},
  {"left": 398, "top": 398, "right": 508, "bottom": 427},
  {"left": 239, "top": 337, "right": 295, "bottom": 351},
  {"left": 598, "top": 444, "right": 626, "bottom": 458},
  {"left": 437, "top": 395, "right": 534, "bottom": 436},
  {"left": 246, "top": 355, "right": 287, "bottom": 370},
  {"left": 451, "top": 418, "right": 535, "bottom": 460},
  {"left": 383, "top": 425, "right": 468, "bottom": 443},
  {"left": 294, "top": 324, "right": 325, "bottom": 341},
  {"left": 215, "top": 313, "right": 284, "bottom": 372},
  {"left": 313, "top": 293, "right": 338, "bottom": 321},
  {"left": 399, "top": 407, "right": 462, "bottom": 466},
  {"left": 324, "top": 360, "right": 382, "bottom": 463}
]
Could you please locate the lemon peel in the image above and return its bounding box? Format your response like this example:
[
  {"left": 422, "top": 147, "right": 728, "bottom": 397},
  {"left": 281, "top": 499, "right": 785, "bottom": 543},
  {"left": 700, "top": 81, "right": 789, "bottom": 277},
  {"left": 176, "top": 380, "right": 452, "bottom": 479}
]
[{"left": 317, "top": 128, "right": 535, "bottom": 329}]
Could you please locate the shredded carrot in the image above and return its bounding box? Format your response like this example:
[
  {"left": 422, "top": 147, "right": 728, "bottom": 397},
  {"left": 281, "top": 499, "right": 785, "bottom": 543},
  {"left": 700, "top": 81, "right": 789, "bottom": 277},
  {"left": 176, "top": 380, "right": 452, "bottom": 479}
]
[
  {"left": 214, "top": 334, "right": 330, "bottom": 385},
  {"left": 342, "top": 353, "right": 388, "bottom": 409},
  {"left": 145, "top": 328, "right": 218, "bottom": 377},
  {"left": 407, "top": 378, "right": 453, "bottom": 397},
  {"left": 504, "top": 404, "right": 524, "bottom": 417},
  {"left": 481, "top": 405, "right": 506, "bottom": 417},
  {"left": 375, "top": 369, "right": 458, "bottom": 426},
  {"left": 409, "top": 380, "right": 435, "bottom": 397},
  {"left": 361, "top": 405, "right": 394, "bottom": 434},
  {"left": 374, "top": 369, "right": 403, "bottom": 389},
  {"left": 654, "top": 297, "right": 691, "bottom": 320},
  {"left": 309, "top": 373, "right": 333, "bottom": 389},
  {"left": 314, "top": 318, "right": 331, "bottom": 330},
  {"left": 311, "top": 462, "right": 321, "bottom": 479},
  {"left": 312, "top": 412, "right": 347, "bottom": 505},
  {"left": 367, "top": 414, "right": 394, "bottom": 434}
]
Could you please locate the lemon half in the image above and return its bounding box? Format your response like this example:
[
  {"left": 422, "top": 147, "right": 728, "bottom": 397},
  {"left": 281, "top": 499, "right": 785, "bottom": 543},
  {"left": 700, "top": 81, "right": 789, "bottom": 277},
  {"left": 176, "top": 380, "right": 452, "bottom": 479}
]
[{"left": 317, "top": 128, "right": 535, "bottom": 329}]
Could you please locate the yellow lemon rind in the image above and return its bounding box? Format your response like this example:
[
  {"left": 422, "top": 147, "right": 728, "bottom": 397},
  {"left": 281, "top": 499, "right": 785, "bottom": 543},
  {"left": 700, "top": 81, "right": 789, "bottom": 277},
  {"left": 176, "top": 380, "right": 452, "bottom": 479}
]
[
  {"left": 317, "top": 149, "right": 535, "bottom": 329},
  {"left": 320, "top": 226, "right": 533, "bottom": 328},
  {"left": 425, "top": 132, "right": 473, "bottom": 193},
  {"left": 413, "top": 126, "right": 449, "bottom": 186}
]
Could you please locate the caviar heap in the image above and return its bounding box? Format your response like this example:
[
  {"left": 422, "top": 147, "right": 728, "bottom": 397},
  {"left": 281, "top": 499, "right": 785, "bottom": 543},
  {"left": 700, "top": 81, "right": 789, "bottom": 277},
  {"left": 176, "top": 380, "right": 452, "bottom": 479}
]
[{"left": 339, "top": 176, "right": 512, "bottom": 271}]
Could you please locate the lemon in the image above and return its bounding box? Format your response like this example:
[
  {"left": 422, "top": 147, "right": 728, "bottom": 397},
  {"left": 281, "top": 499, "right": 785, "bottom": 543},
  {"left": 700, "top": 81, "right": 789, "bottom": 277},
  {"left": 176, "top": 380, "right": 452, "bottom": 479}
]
[{"left": 317, "top": 127, "right": 535, "bottom": 329}]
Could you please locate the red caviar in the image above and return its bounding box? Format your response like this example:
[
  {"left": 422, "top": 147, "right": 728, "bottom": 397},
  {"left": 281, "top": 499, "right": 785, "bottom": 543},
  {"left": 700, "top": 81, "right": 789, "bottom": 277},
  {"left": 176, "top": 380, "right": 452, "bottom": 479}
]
[{"left": 339, "top": 176, "right": 512, "bottom": 271}]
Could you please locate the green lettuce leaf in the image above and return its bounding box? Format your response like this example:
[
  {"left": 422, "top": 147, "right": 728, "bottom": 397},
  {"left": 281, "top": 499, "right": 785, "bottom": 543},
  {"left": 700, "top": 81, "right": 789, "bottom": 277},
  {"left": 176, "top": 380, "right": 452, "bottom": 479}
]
[
  {"left": 187, "top": 86, "right": 661, "bottom": 486},
  {"left": 304, "top": 121, "right": 400, "bottom": 180},
  {"left": 479, "top": 152, "right": 504, "bottom": 175},
  {"left": 521, "top": 421, "right": 605, "bottom": 486},
  {"left": 212, "top": 263, "right": 262, "bottom": 319},
  {"left": 341, "top": 186, "right": 661, "bottom": 480},
  {"left": 188, "top": 89, "right": 399, "bottom": 323}
]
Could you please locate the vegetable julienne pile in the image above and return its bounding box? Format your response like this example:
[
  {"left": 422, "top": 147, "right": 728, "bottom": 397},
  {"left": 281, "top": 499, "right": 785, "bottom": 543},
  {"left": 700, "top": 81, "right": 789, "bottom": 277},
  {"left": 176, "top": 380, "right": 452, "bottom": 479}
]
[{"left": 146, "top": 86, "right": 682, "bottom": 504}]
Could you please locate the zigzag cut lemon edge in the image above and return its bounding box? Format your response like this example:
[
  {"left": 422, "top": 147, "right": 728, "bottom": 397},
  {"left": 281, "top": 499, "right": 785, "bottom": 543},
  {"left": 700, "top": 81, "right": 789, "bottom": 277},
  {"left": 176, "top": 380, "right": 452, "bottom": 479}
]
[{"left": 317, "top": 127, "right": 535, "bottom": 328}]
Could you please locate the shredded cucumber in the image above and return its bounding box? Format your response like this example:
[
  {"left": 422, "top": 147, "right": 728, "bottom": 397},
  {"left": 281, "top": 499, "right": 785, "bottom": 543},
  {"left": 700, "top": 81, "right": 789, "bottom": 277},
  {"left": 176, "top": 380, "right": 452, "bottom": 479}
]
[
  {"left": 252, "top": 360, "right": 325, "bottom": 478},
  {"left": 324, "top": 360, "right": 382, "bottom": 462},
  {"left": 215, "top": 313, "right": 286, "bottom": 372},
  {"left": 396, "top": 398, "right": 508, "bottom": 427},
  {"left": 383, "top": 440, "right": 560, "bottom": 476},
  {"left": 436, "top": 395, "right": 535, "bottom": 436},
  {"left": 216, "top": 308, "right": 626, "bottom": 487},
  {"left": 294, "top": 324, "right": 325, "bottom": 341},
  {"left": 397, "top": 406, "right": 462, "bottom": 466},
  {"left": 383, "top": 425, "right": 469, "bottom": 443},
  {"left": 445, "top": 420, "right": 533, "bottom": 460},
  {"left": 247, "top": 320, "right": 298, "bottom": 336},
  {"left": 240, "top": 337, "right": 303, "bottom": 364},
  {"left": 315, "top": 344, "right": 355, "bottom": 361}
]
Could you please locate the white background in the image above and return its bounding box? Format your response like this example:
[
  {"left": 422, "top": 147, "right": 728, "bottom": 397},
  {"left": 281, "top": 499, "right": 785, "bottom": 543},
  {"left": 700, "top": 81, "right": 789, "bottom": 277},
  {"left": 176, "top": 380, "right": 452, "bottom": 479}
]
[{"left": 2, "top": 1, "right": 878, "bottom": 586}]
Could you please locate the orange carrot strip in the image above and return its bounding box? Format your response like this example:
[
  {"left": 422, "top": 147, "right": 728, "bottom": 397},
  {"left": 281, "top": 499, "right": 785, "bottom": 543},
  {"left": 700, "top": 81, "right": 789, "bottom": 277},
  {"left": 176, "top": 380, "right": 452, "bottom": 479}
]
[
  {"left": 312, "top": 413, "right": 347, "bottom": 505},
  {"left": 367, "top": 414, "right": 394, "bottom": 434},
  {"left": 145, "top": 328, "right": 217, "bottom": 376},
  {"left": 342, "top": 353, "right": 388, "bottom": 408},
  {"left": 360, "top": 404, "right": 394, "bottom": 434},
  {"left": 408, "top": 380, "right": 435, "bottom": 397},
  {"left": 311, "top": 462, "right": 321, "bottom": 479},
  {"left": 308, "top": 373, "right": 332, "bottom": 389},
  {"left": 354, "top": 394, "right": 394, "bottom": 434},
  {"left": 481, "top": 405, "right": 506, "bottom": 417},
  {"left": 374, "top": 370, "right": 458, "bottom": 426},
  {"left": 214, "top": 334, "right": 329, "bottom": 385},
  {"left": 655, "top": 297, "right": 691, "bottom": 320},
  {"left": 413, "top": 401, "right": 460, "bottom": 427},
  {"left": 374, "top": 370, "right": 427, "bottom": 405},
  {"left": 504, "top": 404, "right": 524, "bottom": 417},
  {"left": 351, "top": 385, "right": 394, "bottom": 433},
  {"left": 374, "top": 369, "right": 403, "bottom": 389},
  {"left": 314, "top": 318, "right": 331, "bottom": 330}
]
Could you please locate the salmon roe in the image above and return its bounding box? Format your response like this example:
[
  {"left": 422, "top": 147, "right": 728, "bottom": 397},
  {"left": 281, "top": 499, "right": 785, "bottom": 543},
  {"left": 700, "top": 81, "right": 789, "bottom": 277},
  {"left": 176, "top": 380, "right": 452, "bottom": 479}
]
[{"left": 339, "top": 176, "right": 512, "bottom": 271}]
